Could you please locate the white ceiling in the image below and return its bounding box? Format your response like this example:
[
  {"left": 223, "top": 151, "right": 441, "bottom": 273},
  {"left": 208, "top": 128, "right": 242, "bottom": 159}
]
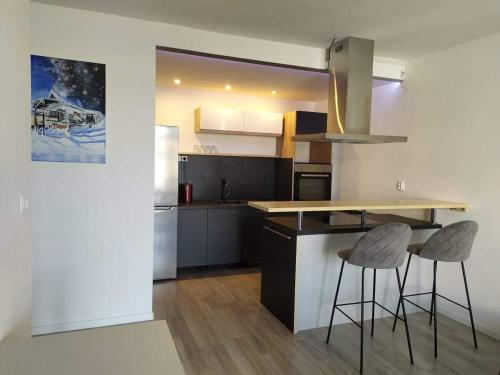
[
  {"left": 34, "top": 0, "right": 500, "bottom": 60},
  {"left": 156, "top": 50, "right": 329, "bottom": 101}
]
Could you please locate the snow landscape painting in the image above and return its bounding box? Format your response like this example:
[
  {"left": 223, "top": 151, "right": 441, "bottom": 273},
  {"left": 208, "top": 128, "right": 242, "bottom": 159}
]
[{"left": 31, "top": 55, "right": 106, "bottom": 163}]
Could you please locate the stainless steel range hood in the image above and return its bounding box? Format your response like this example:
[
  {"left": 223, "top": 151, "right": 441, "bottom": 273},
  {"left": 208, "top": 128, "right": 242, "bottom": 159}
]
[{"left": 293, "top": 37, "right": 407, "bottom": 144}]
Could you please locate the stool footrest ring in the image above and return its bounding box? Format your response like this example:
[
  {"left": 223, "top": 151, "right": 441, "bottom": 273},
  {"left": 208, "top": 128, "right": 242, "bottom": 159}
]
[
  {"left": 335, "top": 307, "right": 362, "bottom": 328},
  {"left": 334, "top": 299, "right": 406, "bottom": 327},
  {"left": 402, "top": 292, "right": 471, "bottom": 312}
]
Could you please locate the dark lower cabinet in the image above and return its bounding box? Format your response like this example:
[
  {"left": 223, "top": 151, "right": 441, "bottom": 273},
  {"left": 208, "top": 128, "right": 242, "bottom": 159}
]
[
  {"left": 260, "top": 224, "right": 297, "bottom": 331},
  {"left": 178, "top": 206, "right": 264, "bottom": 268},
  {"left": 177, "top": 209, "right": 208, "bottom": 267},
  {"left": 207, "top": 208, "right": 243, "bottom": 265}
]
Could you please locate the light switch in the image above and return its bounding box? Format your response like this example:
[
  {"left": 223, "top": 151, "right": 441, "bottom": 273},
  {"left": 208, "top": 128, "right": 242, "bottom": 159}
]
[
  {"left": 396, "top": 181, "right": 406, "bottom": 192},
  {"left": 19, "top": 194, "right": 29, "bottom": 215}
]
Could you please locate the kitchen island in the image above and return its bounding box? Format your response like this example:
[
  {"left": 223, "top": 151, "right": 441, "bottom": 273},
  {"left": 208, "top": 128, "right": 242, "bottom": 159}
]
[{"left": 247, "top": 199, "right": 469, "bottom": 333}]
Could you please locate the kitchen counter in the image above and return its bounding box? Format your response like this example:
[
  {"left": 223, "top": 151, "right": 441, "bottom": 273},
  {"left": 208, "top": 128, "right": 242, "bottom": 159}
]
[
  {"left": 257, "top": 199, "right": 470, "bottom": 334},
  {"left": 178, "top": 200, "right": 249, "bottom": 209},
  {"left": 260, "top": 216, "right": 443, "bottom": 333},
  {"left": 248, "top": 199, "right": 469, "bottom": 212}
]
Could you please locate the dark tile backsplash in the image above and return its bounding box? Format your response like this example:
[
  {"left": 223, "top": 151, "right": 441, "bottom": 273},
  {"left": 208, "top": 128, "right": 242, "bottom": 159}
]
[{"left": 178, "top": 154, "right": 292, "bottom": 201}]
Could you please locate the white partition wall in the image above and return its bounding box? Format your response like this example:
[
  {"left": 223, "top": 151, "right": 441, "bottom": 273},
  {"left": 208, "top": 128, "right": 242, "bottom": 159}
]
[
  {"left": 30, "top": 3, "right": 327, "bottom": 334},
  {"left": 0, "top": 0, "right": 32, "bottom": 340}
]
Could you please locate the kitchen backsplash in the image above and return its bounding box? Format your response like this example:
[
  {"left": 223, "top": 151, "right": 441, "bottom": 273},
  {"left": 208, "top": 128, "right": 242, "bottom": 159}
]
[{"left": 178, "top": 154, "right": 292, "bottom": 201}]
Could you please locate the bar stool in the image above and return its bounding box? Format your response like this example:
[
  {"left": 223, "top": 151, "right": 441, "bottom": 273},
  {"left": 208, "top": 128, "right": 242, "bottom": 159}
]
[
  {"left": 326, "top": 223, "right": 414, "bottom": 374},
  {"left": 392, "top": 220, "right": 479, "bottom": 357}
]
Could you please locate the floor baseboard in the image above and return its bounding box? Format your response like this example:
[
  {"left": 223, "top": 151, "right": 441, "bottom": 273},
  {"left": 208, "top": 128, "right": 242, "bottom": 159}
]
[{"left": 32, "top": 312, "right": 154, "bottom": 336}]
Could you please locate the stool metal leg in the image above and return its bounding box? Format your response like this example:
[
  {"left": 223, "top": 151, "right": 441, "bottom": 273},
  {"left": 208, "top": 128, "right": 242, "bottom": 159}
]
[
  {"left": 360, "top": 267, "right": 365, "bottom": 374},
  {"left": 461, "top": 262, "right": 478, "bottom": 349},
  {"left": 326, "top": 260, "right": 345, "bottom": 344},
  {"left": 371, "top": 269, "right": 376, "bottom": 337},
  {"left": 396, "top": 268, "right": 414, "bottom": 364},
  {"left": 429, "top": 289, "right": 435, "bottom": 325},
  {"left": 433, "top": 261, "right": 438, "bottom": 357},
  {"left": 392, "top": 253, "right": 412, "bottom": 332}
]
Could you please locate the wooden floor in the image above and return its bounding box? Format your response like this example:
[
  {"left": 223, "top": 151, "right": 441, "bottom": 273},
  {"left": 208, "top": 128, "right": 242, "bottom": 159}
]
[{"left": 153, "top": 268, "right": 500, "bottom": 374}]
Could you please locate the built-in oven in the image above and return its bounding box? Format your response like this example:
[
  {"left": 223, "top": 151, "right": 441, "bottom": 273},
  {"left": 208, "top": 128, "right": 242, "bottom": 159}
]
[{"left": 293, "top": 163, "right": 332, "bottom": 201}]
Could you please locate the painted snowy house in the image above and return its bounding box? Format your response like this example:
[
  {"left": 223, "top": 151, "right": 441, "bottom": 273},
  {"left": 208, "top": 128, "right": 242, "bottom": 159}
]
[
  {"left": 31, "top": 93, "right": 104, "bottom": 135},
  {"left": 31, "top": 55, "right": 106, "bottom": 163}
]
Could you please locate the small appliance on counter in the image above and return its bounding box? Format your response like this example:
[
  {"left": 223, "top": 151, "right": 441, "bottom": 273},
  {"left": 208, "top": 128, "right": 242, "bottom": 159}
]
[
  {"left": 293, "top": 163, "right": 332, "bottom": 201},
  {"left": 179, "top": 183, "right": 193, "bottom": 203},
  {"left": 154, "top": 125, "right": 179, "bottom": 280}
]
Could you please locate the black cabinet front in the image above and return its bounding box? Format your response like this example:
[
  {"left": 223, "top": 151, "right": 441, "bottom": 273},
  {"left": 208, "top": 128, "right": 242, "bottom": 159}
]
[
  {"left": 207, "top": 208, "right": 243, "bottom": 265},
  {"left": 178, "top": 206, "right": 263, "bottom": 268},
  {"left": 177, "top": 209, "right": 208, "bottom": 267},
  {"left": 295, "top": 111, "right": 327, "bottom": 134}
]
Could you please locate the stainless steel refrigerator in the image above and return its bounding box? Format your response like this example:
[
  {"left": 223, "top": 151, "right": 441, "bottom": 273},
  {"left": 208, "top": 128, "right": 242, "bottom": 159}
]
[{"left": 154, "top": 125, "right": 179, "bottom": 280}]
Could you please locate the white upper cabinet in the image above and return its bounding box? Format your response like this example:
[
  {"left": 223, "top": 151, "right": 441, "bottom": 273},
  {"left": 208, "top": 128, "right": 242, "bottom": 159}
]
[
  {"left": 195, "top": 107, "right": 244, "bottom": 133},
  {"left": 243, "top": 110, "right": 283, "bottom": 136},
  {"left": 195, "top": 107, "right": 283, "bottom": 137}
]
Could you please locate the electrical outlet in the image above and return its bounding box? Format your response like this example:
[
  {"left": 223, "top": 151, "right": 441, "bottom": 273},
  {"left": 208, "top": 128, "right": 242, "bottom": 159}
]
[{"left": 396, "top": 181, "right": 406, "bottom": 192}]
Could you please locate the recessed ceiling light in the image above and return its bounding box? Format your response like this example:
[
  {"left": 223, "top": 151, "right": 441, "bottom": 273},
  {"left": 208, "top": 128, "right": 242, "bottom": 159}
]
[
  {"left": 225, "top": 84, "right": 232, "bottom": 90},
  {"left": 272, "top": 90, "right": 277, "bottom": 95},
  {"left": 174, "top": 78, "right": 181, "bottom": 85}
]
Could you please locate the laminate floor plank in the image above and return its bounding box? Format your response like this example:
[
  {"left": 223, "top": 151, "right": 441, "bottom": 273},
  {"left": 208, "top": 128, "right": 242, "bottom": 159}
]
[{"left": 154, "top": 270, "right": 500, "bottom": 374}]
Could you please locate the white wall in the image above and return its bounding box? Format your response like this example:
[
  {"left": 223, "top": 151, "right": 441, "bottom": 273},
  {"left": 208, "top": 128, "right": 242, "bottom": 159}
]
[
  {"left": 337, "top": 33, "right": 500, "bottom": 339},
  {"left": 30, "top": 3, "right": 326, "bottom": 334},
  {"left": 26, "top": 2, "right": 500, "bottom": 339},
  {"left": 0, "top": 0, "right": 32, "bottom": 339},
  {"left": 156, "top": 86, "right": 316, "bottom": 157},
  {"left": 30, "top": 5, "right": 157, "bottom": 334}
]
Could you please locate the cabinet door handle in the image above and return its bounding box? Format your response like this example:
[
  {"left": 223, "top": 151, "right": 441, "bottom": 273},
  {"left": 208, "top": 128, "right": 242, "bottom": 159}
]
[
  {"left": 264, "top": 226, "right": 291, "bottom": 240},
  {"left": 300, "top": 173, "right": 330, "bottom": 178}
]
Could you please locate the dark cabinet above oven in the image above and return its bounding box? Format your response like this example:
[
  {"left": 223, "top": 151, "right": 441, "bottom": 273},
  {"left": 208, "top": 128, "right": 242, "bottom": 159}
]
[
  {"left": 277, "top": 111, "right": 331, "bottom": 164},
  {"left": 295, "top": 111, "right": 327, "bottom": 135}
]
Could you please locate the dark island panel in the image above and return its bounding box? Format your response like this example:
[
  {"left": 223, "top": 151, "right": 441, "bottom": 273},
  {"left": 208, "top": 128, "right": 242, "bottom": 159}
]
[{"left": 261, "top": 225, "right": 297, "bottom": 331}]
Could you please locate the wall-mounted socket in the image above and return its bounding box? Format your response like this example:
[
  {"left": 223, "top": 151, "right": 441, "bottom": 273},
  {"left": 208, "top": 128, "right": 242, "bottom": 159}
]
[
  {"left": 178, "top": 155, "right": 188, "bottom": 163},
  {"left": 396, "top": 180, "right": 406, "bottom": 192}
]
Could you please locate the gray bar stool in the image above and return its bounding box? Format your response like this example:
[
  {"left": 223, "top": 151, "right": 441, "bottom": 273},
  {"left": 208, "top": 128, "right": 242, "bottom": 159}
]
[
  {"left": 392, "top": 220, "right": 479, "bottom": 357},
  {"left": 326, "top": 223, "right": 414, "bottom": 374}
]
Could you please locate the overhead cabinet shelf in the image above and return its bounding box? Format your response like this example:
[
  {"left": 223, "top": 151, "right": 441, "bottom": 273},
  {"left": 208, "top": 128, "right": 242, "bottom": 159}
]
[{"left": 195, "top": 107, "right": 283, "bottom": 137}]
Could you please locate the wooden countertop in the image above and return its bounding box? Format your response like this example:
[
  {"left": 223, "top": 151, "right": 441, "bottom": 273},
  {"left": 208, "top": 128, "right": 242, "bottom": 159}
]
[{"left": 248, "top": 199, "right": 469, "bottom": 213}]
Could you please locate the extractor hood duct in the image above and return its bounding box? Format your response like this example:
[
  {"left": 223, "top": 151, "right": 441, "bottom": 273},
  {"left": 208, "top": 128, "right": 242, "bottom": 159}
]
[{"left": 293, "top": 37, "right": 407, "bottom": 144}]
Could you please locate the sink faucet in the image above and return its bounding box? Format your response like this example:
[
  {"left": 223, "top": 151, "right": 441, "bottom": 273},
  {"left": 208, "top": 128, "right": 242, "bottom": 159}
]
[{"left": 221, "top": 178, "right": 231, "bottom": 201}]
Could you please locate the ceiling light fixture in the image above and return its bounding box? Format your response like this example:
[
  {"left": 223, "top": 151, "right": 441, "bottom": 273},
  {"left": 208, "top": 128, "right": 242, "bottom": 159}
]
[
  {"left": 173, "top": 78, "right": 181, "bottom": 85},
  {"left": 225, "top": 84, "right": 232, "bottom": 90},
  {"left": 272, "top": 90, "right": 277, "bottom": 95}
]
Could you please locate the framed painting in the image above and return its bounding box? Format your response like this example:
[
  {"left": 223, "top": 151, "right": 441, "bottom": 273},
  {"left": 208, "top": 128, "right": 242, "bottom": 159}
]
[{"left": 31, "top": 55, "right": 106, "bottom": 163}]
